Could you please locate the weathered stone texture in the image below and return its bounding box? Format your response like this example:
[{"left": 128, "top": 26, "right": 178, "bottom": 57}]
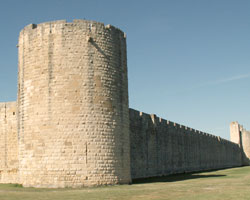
[
  {"left": 130, "top": 109, "right": 243, "bottom": 179},
  {"left": 0, "top": 102, "right": 18, "bottom": 183},
  {"left": 18, "top": 20, "right": 130, "bottom": 187},
  {"left": 231, "top": 122, "right": 250, "bottom": 163},
  {"left": 0, "top": 19, "right": 247, "bottom": 188},
  {"left": 242, "top": 130, "right": 250, "bottom": 160},
  {"left": 230, "top": 122, "right": 241, "bottom": 147},
  {"left": 230, "top": 122, "right": 250, "bottom": 165}
]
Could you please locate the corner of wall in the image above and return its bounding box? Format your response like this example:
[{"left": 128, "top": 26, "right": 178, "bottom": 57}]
[{"left": 230, "top": 121, "right": 241, "bottom": 146}]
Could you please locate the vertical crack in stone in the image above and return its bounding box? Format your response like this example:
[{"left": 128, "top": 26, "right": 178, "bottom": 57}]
[
  {"left": 48, "top": 25, "right": 53, "bottom": 119},
  {"left": 85, "top": 142, "right": 88, "bottom": 164},
  {"left": 18, "top": 31, "right": 25, "bottom": 143}
]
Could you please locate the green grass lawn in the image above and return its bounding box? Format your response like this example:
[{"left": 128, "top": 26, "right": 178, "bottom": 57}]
[{"left": 1, "top": 166, "right": 250, "bottom": 200}]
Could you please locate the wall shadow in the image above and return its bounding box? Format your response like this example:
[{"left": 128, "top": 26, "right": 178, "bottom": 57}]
[
  {"left": 241, "top": 149, "right": 250, "bottom": 166},
  {"left": 132, "top": 173, "right": 226, "bottom": 184},
  {"left": 90, "top": 39, "right": 110, "bottom": 60}
]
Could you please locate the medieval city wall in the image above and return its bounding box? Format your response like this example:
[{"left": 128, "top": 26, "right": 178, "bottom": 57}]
[
  {"left": 0, "top": 102, "right": 18, "bottom": 183},
  {"left": 0, "top": 19, "right": 247, "bottom": 188},
  {"left": 242, "top": 130, "right": 250, "bottom": 159},
  {"left": 17, "top": 20, "right": 130, "bottom": 188},
  {"left": 0, "top": 104, "right": 245, "bottom": 185},
  {"left": 230, "top": 122, "right": 250, "bottom": 165},
  {"left": 130, "top": 109, "right": 243, "bottom": 179}
]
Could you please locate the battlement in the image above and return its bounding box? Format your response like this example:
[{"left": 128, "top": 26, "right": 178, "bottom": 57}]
[
  {"left": 17, "top": 19, "right": 130, "bottom": 187},
  {"left": 129, "top": 108, "right": 235, "bottom": 143},
  {"left": 19, "top": 19, "right": 126, "bottom": 40},
  {"left": 130, "top": 108, "right": 243, "bottom": 179},
  {"left": 0, "top": 19, "right": 245, "bottom": 188}
]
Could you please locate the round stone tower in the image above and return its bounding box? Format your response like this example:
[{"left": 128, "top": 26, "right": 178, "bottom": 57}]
[{"left": 17, "top": 19, "right": 131, "bottom": 188}]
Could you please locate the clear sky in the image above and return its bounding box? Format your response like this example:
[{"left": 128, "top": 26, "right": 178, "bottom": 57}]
[{"left": 0, "top": 0, "right": 249, "bottom": 140}]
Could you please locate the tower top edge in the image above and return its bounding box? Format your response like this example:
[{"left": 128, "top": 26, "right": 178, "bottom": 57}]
[
  {"left": 19, "top": 19, "right": 125, "bottom": 36},
  {"left": 230, "top": 121, "right": 239, "bottom": 125}
]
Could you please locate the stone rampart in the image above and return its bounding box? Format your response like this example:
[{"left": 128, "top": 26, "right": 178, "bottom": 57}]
[
  {"left": 230, "top": 122, "right": 250, "bottom": 164},
  {"left": 0, "top": 19, "right": 247, "bottom": 188},
  {"left": 0, "top": 102, "right": 18, "bottom": 183},
  {"left": 242, "top": 130, "right": 250, "bottom": 159},
  {"left": 130, "top": 109, "right": 243, "bottom": 179},
  {"left": 17, "top": 19, "right": 130, "bottom": 187}
]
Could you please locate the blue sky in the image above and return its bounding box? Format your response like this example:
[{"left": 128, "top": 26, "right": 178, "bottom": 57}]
[{"left": 0, "top": 0, "right": 249, "bottom": 139}]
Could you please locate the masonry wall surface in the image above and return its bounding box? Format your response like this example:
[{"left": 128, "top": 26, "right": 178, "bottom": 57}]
[
  {"left": 0, "top": 102, "right": 18, "bottom": 183},
  {"left": 0, "top": 19, "right": 246, "bottom": 188},
  {"left": 130, "top": 109, "right": 243, "bottom": 179},
  {"left": 230, "top": 122, "right": 250, "bottom": 165},
  {"left": 230, "top": 122, "right": 241, "bottom": 147},
  {"left": 18, "top": 20, "right": 130, "bottom": 188},
  {"left": 241, "top": 130, "right": 250, "bottom": 160}
]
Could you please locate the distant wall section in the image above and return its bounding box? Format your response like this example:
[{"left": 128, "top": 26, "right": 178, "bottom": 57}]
[
  {"left": 230, "top": 122, "right": 250, "bottom": 164},
  {"left": 130, "top": 109, "right": 243, "bottom": 179},
  {"left": 0, "top": 102, "right": 18, "bottom": 183},
  {"left": 230, "top": 122, "right": 242, "bottom": 147},
  {"left": 242, "top": 130, "right": 250, "bottom": 160}
]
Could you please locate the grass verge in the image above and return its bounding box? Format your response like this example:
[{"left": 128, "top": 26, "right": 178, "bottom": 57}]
[{"left": 0, "top": 166, "right": 250, "bottom": 200}]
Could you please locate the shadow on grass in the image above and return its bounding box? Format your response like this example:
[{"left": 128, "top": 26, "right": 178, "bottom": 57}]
[{"left": 132, "top": 173, "right": 226, "bottom": 184}]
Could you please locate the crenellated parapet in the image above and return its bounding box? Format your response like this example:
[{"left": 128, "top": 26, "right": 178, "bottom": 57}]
[
  {"left": 0, "top": 19, "right": 246, "bottom": 188},
  {"left": 18, "top": 19, "right": 130, "bottom": 188},
  {"left": 130, "top": 109, "right": 243, "bottom": 179}
]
